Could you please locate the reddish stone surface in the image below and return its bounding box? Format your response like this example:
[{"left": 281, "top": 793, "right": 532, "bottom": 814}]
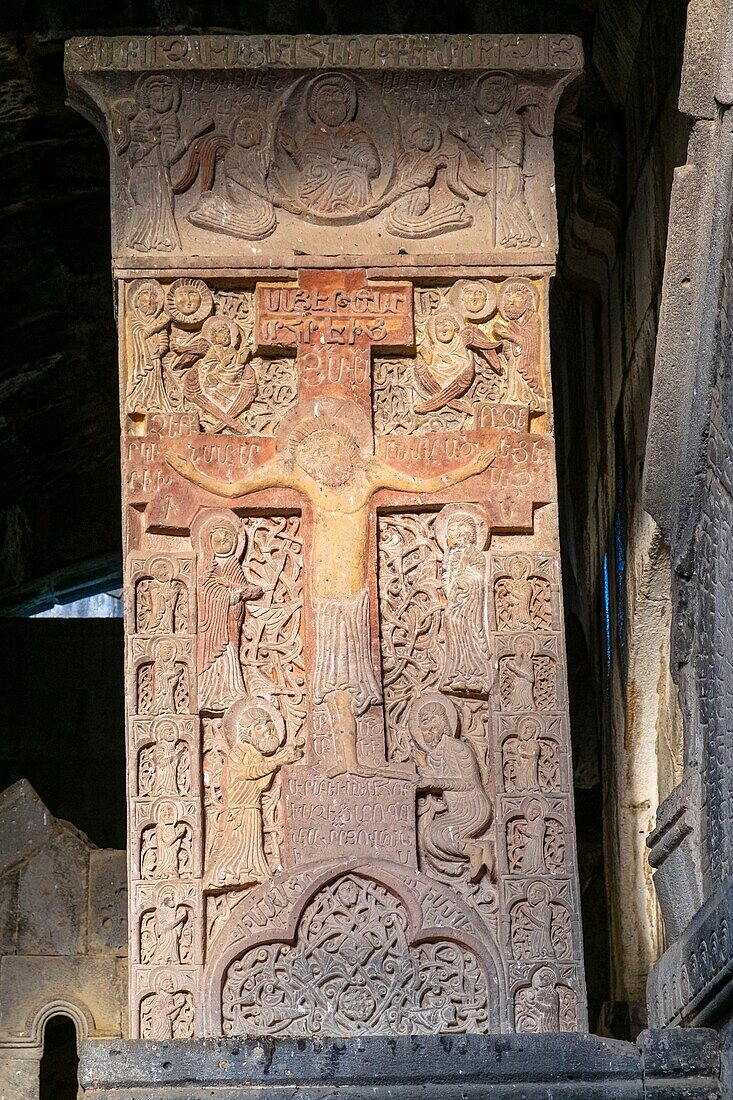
[{"left": 65, "top": 35, "right": 586, "bottom": 1042}]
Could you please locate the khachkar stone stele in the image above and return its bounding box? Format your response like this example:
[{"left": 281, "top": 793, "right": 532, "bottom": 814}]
[{"left": 66, "top": 34, "right": 586, "bottom": 1041}]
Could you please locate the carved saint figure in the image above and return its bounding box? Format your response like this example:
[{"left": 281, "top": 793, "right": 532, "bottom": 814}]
[
  {"left": 515, "top": 967, "right": 561, "bottom": 1032},
  {"left": 140, "top": 975, "right": 194, "bottom": 1039},
  {"left": 511, "top": 883, "right": 571, "bottom": 961},
  {"left": 168, "top": 398, "right": 495, "bottom": 773},
  {"left": 139, "top": 721, "right": 190, "bottom": 797},
  {"left": 280, "top": 74, "right": 381, "bottom": 215},
  {"left": 497, "top": 558, "right": 535, "bottom": 629},
  {"left": 197, "top": 516, "right": 263, "bottom": 713},
  {"left": 123, "top": 75, "right": 187, "bottom": 253},
  {"left": 125, "top": 280, "right": 171, "bottom": 415},
  {"left": 501, "top": 637, "right": 536, "bottom": 711},
  {"left": 493, "top": 279, "right": 544, "bottom": 412},
  {"left": 140, "top": 890, "right": 191, "bottom": 965},
  {"left": 138, "top": 638, "right": 188, "bottom": 716},
  {"left": 136, "top": 558, "right": 187, "bottom": 634},
  {"left": 454, "top": 73, "right": 541, "bottom": 249},
  {"left": 184, "top": 116, "right": 277, "bottom": 240},
  {"left": 414, "top": 307, "right": 501, "bottom": 416},
  {"left": 182, "top": 317, "right": 258, "bottom": 433},
  {"left": 140, "top": 800, "right": 192, "bottom": 880},
  {"left": 409, "top": 693, "right": 495, "bottom": 882},
  {"left": 436, "top": 505, "right": 491, "bottom": 694},
  {"left": 510, "top": 800, "right": 547, "bottom": 874},
  {"left": 503, "top": 717, "right": 542, "bottom": 791},
  {"left": 207, "top": 698, "right": 301, "bottom": 888}
]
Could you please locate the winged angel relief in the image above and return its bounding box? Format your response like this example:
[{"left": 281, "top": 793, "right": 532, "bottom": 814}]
[{"left": 114, "top": 70, "right": 551, "bottom": 249}]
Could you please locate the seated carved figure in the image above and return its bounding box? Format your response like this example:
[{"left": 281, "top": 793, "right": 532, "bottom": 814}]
[
  {"left": 415, "top": 306, "right": 502, "bottom": 415},
  {"left": 409, "top": 693, "right": 495, "bottom": 883},
  {"left": 279, "top": 74, "right": 381, "bottom": 216}
]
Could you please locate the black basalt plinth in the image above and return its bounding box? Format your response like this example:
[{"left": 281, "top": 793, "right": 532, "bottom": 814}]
[{"left": 80, "top": 1029, "right": 721, "bottom": 1099}]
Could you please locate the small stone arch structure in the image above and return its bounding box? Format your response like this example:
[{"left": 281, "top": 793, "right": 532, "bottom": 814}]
[{"left": 0, "top": 781, "right": 126, "bottom": 1100}]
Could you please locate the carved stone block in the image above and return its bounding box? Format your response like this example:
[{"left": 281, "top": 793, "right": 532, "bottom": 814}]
[
  {"left": 65, "top": 34, "right": 587, "bottom": 1040},
  {"left": 647, "top": 770, "right": 705, "bottom": 942}
]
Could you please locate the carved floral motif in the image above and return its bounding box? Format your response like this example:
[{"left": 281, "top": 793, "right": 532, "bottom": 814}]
[{"left": 221, "top": 875, "right": 491, "bottom": 1036}]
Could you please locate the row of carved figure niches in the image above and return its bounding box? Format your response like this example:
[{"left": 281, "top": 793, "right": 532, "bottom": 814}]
[
  {"left": 127, "top": 546, "right": 201, "bottom": 1039},
  {"left": 125, "top": 510, "right": 307, "bottom": 1037},
  {"left": 377, "top": 508, "right": 585, "bottom": 1031},
  {"left": 122, "top": 275, "right": 545, "bottom": 440},
  {"left": 109, "top": 67, "right": 561, "bottom": 259}
]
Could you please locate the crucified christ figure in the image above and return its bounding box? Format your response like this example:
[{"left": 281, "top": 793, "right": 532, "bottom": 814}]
[{"left": 166, "top": 397, "right": 495, "bottom": 774}]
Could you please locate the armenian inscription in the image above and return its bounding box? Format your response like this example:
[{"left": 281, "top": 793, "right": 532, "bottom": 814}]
[{"left": 65, "top": 33, "right": 586, "bottom": 1042}]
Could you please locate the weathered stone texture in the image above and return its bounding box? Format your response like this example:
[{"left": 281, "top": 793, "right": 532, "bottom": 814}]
[
  {"left": 0, "top": 780, "right": 126, "bottom": 1055},
  {"left": 78, "top": 1029, "right": 721, "bottom": 1100},
  {"left": 644, "top": 0, "right": 733, "bottom": 1075},
  {"left": 553, "top": 0, "right": 689, "bottom": 1024}
]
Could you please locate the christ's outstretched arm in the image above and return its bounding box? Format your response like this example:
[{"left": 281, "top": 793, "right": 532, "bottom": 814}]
[
  {"left": 374, "top": 447, "right": 495, "bottom": 495},
  {"left": 166, "top": 450, "right": 296, "bottom": 499}
]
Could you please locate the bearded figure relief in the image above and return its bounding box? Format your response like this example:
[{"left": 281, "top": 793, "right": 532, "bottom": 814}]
[
  {"left": 279, "top": 74, "right": 381, "bottom": 216},
  {"left": 409, "top": 693, "right": 495, "bottom": 883},
  {"left": 436, "top": 504, "right": 491, "bottom": 695},
  {"left": 206, "top": 697, "right": 301, "bottom": 889},
  {"left": 196, "top": 515, "right": 263, "bottom": 713}
]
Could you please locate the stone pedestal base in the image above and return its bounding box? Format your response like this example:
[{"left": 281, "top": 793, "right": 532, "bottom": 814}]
[{"left": 80, "top": 1030, "right": 720, "bottom": 1099}]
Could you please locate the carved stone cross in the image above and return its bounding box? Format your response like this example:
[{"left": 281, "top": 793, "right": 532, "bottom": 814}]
[{"left": 66, "top": 33, "right": 587, "bottom": 1046}]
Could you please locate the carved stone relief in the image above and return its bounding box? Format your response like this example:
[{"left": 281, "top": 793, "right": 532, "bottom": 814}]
[
  {"left": 116, "top": 270, "right": 584, "bottom": 1038},
  {"left": 124, "top": 281, "right": 298, "bottom": 436},
  {"left": 139, "top": 974, "right": 196, "bottom": 1039},
  {"left": 132, "top": 636, "right": 194, "bottom": 716},
  {"left": 72, "top": 44, "right": 581, "bottom": 260},
  {"left": 221, "top": 874, "right": 492, "bottom": 1037},
  {"left": 66, "top": 33, "right": 586, "bottom": 1040},
  {"left": 205, "top": 697, "right": 301, "bottom": 889},
  {"left": 514, "top": 965, "right": 577, "bottom": 1032},
  {"left": 373, "top": 280, "right": 544, "bottom": 437}
]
